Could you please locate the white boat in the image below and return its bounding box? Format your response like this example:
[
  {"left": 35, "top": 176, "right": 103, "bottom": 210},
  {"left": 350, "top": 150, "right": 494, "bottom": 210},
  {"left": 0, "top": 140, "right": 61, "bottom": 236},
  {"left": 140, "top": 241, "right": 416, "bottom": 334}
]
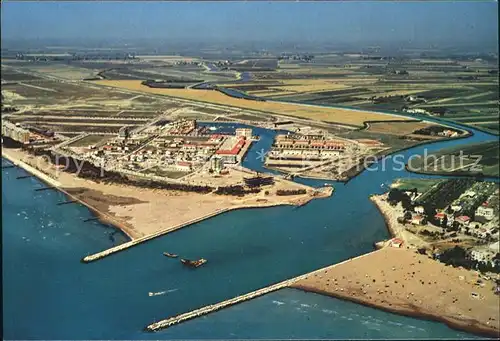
[
  {"left": 208, "top": 126, "right": 217, "bottom": 131},
  {"left": 148, "top": 291, "right": 166, "bottom": 297}
]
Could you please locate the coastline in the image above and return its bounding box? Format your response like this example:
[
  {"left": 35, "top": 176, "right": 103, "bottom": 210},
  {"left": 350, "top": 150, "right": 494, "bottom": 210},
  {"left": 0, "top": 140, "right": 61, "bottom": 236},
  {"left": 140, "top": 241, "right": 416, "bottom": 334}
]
[
  {"left": 2, "top": 147, "right": 332, "bottom": 260},
  {"left": 291, "top": 247, "right": 500, "bottom": 338},
  {"left": 292, "top": 284, "right": 499, "bottom": 339},
  {"left": 370, "top": 194, "right": 399, "bottom": 240},
  {"left": 2, "top": 150, "right": 137, "bottom": 239},
  {"left": 289, "top": 191, "right": 500, "bottom": 338}
]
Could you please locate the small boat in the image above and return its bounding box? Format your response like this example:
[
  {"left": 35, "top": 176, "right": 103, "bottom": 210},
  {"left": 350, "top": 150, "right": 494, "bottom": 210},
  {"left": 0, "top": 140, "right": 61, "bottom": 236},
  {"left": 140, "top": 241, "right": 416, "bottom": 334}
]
[
  {"left": 208, "top": 126, "right": 217, "bottom": 131},
  {"left": 180, "top": 258, "right": 207, "bottom": 268},
  {"left": 148, "top": 291, "right": 166, "bottom": 297},
  {"left": 163, "top": 252, "right": 178, "bottom": 258}
]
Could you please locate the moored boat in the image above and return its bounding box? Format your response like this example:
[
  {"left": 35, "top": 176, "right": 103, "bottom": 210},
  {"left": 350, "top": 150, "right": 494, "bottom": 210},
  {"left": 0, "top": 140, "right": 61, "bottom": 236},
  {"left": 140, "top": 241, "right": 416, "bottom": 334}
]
[{"left": 163, "top": 252, "right": 178, "bottom": 258}]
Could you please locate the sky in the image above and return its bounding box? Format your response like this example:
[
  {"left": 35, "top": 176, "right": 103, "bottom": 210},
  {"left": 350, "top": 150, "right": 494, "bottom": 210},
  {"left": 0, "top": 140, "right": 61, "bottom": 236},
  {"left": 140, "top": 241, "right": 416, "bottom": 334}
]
[{"left": 1, "top": 1, "right": 498, "bottom": 47}]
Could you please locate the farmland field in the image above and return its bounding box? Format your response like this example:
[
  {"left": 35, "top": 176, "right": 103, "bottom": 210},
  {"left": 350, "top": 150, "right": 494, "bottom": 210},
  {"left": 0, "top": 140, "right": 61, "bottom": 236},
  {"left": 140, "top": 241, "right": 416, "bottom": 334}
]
[
  {"left": 364, "top": 121, "right": 438, "bottom": 136},
  {"left": 67, "top": 134, "right": 114, "bottom": 147},
  {"left": 93, "top": 80, "right": 413, "bottom": 127},
  {"left": 409, "top": 141, "right": 499, "bottom": 177}
]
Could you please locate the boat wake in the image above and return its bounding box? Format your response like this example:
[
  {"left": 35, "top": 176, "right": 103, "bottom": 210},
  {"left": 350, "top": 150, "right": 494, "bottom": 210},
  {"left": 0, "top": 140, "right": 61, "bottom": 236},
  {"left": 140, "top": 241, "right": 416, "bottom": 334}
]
[{"left": 148, "top": 288, "right": 178, "bottom": 297}]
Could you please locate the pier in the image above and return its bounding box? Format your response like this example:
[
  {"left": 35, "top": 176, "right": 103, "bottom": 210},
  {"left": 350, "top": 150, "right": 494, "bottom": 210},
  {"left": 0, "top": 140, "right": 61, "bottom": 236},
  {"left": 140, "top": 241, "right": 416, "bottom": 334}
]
[{"left": 145, "top": 250, "right": 381, "bottom": 332}]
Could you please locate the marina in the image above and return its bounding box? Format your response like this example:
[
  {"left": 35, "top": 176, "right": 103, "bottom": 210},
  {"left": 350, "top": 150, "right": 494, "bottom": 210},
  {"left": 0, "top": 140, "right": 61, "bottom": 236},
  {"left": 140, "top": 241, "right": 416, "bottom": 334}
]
[
  {"left": 2, "top": 78, "right": 497, "bottom": 340},
  {"left": 2, "top": 113, "right": 495, "bottom": 339},
  {"left": 2, "top": 2, "right": 498, "bottom": 338}
]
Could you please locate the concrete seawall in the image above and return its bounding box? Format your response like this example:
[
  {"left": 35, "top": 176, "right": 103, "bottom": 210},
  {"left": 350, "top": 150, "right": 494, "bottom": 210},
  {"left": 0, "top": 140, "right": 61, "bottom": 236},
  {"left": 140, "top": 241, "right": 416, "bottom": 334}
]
[{"left": 146, "top": 249, "right": 382, "bottom": 332}]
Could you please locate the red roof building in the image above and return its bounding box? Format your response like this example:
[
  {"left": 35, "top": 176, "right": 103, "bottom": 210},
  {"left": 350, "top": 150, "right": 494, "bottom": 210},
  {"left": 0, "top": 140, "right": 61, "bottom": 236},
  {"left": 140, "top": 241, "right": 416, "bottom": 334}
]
[
  {"left": 435, "top": 212, "right": 446, "bottom": 219},
  {"left": 390, "top": 238, "right": 404, "bottom": 248},
  {"left": 456, "top": 216, "right": 471, "bottom": 224},
  {"left": 216, "top": 139, "right": 245, "bottom": 155}
]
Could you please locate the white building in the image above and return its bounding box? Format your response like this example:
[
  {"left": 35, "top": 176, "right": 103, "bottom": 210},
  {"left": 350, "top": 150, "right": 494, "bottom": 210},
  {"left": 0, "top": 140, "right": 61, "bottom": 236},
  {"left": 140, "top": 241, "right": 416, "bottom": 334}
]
[
  {"left": 218, "top": 154, "right": 237, "bottom": 164},
  {"left": 175, "top": 162, "right": 192, "bottom": 172},
  {"left": 476, "top": 206, "right": 495, "bottom": 221},
  {"left": 235, "top": 128, "right": 253, "bottom": 139},
  {"left": 463, "top": 191, "right": 476, "bottom": 198}
]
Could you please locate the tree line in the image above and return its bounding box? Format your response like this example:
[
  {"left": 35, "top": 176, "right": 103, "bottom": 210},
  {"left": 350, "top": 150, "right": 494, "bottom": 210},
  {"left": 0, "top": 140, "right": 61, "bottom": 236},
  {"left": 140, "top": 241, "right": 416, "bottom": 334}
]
[{"left": 276, "top": 189, "right": 307, "bottom": 196}]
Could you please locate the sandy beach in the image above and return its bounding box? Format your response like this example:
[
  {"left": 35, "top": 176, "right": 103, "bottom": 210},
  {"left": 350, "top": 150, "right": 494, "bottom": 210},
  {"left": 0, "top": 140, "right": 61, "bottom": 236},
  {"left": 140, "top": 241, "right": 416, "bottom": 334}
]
[
  {"left": 2, "top": 147, "right": 332, "bottom": 241},
  {"left": 292, "top": 247, "right": 500, "bottom": 338},
  {"left": 289, "top": 192, "right": 500, "bottom": 337},
  {"left": 370, "top": 194, "right": 429, "bottom": 248}
]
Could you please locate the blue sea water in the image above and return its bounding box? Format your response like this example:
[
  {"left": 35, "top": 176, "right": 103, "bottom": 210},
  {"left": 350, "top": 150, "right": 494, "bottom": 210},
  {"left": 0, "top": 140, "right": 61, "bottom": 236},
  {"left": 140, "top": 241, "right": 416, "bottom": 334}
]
[{"left": 2, "top": 120, "right": 497, "bottom": 339}]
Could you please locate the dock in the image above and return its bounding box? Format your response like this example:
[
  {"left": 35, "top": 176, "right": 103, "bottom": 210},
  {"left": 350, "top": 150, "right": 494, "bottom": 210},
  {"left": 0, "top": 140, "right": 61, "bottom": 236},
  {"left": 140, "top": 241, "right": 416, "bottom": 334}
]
[{"left": 145, "top": 250, "right": 381, "bottom": 332}]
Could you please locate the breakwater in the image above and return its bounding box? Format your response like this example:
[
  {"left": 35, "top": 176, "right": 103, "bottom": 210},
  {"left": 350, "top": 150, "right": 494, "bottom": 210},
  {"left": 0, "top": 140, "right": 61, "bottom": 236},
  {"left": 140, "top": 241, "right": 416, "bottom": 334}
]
[
  {"left": 82, "top": 208, "right": 233, "bottom": 263},
  {"left": 146, "top": 249, "right": 383, "bottom": 332},
  {"left": 81, "top": 200, "right": 308, "bottom": 263}
]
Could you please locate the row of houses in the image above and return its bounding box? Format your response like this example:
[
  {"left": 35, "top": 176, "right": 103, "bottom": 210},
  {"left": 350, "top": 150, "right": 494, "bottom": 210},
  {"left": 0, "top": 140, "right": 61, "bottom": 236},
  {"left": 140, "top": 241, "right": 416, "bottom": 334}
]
[{"left": 274, "top": 134, "right": 347, "bottom": 151}]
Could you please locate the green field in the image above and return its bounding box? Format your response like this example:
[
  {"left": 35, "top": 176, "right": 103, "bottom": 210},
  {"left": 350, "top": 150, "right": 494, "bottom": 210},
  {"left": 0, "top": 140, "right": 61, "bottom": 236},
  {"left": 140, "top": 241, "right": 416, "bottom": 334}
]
[
  {"left": 409, "top": 141, "right": 499, "bottom": 177},
  {"left": 391, "top": 178, "right": 444, "bottom": 193}
]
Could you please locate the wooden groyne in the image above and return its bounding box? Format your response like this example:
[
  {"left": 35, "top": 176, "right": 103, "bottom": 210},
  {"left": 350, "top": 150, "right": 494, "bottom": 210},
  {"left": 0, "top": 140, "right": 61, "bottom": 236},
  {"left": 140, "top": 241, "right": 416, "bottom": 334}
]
[
  {"left": 2, "top": 165, "right": 15, "bottom": 169},
  {"left": 35, "top": 186, "right": 57, "bottom": 192},
  {"left": 16, "top": 174, "right": 35, "bottom": 179},
  {"left": 83, "top": 217, "right": 99, "bottom": 223},
  {"left": 57, "top": 200, "right": 78, "bottom": 206},
  {"left": 145, "top": 249, "right": 382, "bottom": 332}
]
